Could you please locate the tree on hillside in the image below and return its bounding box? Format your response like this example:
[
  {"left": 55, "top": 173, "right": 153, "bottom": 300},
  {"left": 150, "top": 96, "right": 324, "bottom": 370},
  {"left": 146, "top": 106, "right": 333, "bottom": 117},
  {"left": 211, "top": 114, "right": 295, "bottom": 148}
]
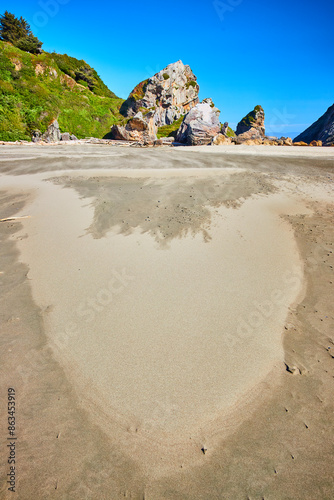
[{"left": 0, "top": 11, "right": 42, "bottom": 54}]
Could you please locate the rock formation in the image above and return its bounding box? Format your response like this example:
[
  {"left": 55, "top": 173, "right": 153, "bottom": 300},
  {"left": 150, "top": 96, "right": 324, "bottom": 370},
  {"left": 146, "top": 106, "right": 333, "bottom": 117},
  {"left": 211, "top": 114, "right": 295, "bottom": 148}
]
[
  {"left": 211, "top": 121, "right": 237, "bottom": 145},
  {"left": 32, "top": 121, "right": 78, "bottom": 143},
  {"left": 111, "top": 111, "right": 157, "bottom": 144},
  {"left": 236, "top": 105, "right": 265, "bottom": 141},
  {"left": 176, "top": 99, "right": 221, "bottom": 145},
  {"left": 294, "top": 104, "right": 334, "bottom": 146},
  {"left": 42, "top": 119, "right": 61, "bottom": 142},
  {"left": 220, "top": 122, "right": 229, "bottom": 136},
  {"left": 120, "top": 60, "right": 200, "bottom": 128},
  {"left": 60, "top": 133, "right": 78, "bottom": 141},
  {"left": 212, "top": 134, "right": 232, "bottom": 145}
]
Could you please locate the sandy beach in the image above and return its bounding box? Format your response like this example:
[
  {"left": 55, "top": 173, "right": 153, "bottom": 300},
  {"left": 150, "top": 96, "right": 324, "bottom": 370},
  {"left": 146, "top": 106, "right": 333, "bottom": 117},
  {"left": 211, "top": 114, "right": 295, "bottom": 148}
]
[{"left": 0, "top": 144, "right": 333, "bottom": 499}]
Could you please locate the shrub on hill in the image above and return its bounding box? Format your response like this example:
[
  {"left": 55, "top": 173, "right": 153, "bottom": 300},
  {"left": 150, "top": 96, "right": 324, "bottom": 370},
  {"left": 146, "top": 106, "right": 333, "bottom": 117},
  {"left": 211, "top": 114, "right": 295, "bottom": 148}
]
[
  {"left": 0, "top": 11, "right": 42, "bottom": 54},
  {"left": 52, "top": 53, "right": 117, "bottom": 98}
]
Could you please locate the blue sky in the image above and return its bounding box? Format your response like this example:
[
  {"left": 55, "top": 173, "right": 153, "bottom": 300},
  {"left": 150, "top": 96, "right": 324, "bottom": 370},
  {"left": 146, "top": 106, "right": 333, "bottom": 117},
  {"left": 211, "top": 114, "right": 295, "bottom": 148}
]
[{"left": 3, "top": 0, "right": 334, "bottom": 137}]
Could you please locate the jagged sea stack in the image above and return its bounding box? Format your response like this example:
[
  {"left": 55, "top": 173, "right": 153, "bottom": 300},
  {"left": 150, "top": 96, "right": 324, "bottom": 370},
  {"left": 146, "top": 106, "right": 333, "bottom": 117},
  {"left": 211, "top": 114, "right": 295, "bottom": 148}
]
[
  {"left": 120, "top": 60, "right": 200, "bottom": 127},
  {"left": 294, "top": 104, "right": 334, "bottom": 146},
  {"left": 236, "top": 105, "right": 265, "bottom": 141}
]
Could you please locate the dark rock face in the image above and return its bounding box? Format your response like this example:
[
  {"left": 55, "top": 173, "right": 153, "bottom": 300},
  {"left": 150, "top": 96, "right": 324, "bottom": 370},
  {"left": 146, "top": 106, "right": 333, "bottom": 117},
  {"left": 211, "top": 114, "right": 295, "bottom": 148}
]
[
  {"left": 32, "top": 130, "right": 40, "bottom": 143},
  {"left": 294, "top": 104, "right": 334, "bottom": 146},
  {"left": 236, "top": 105, "right": 265, "bottom": 139},
  {"left": 120, "top": 61, "right": 200, "bottom": 128},
  {"left": 221, "top": 122, "right": 229, "bottom": 136},
  {"left": 42, "top": 119, "right": 61, "bottom": 142},
  {"left": 61, "top": 132, "right": 71, "bottom": 141},
  {"left": 176, "top": 99, "right": 221, "bottom": 145},
  {"left": 110, "top": 125, "right": 129, "bottom": 141}
]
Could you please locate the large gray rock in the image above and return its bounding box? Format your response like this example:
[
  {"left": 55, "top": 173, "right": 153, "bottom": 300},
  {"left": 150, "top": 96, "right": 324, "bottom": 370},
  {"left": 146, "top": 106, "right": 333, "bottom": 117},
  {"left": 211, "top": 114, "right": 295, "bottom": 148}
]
[
  {"left": 294, "top": 104, "right": 334, "bottom": 146},
  {"left": 61, "top": 132, "right": 71, "bottom": 141},
  {"left": 110, "top": 124, "right": 130, "bottom": 141},
  {"left": 236, "top": 105, "right": 265, "bottom": 140},
  {"left": 120, "top": 60, "right": 200, "bottom": 128},
  {"left": 176, "top": 99, "right": 221, "bottom": 146},
  {"left": 42, "top": 119, "right": 61, "bottom": 142}
]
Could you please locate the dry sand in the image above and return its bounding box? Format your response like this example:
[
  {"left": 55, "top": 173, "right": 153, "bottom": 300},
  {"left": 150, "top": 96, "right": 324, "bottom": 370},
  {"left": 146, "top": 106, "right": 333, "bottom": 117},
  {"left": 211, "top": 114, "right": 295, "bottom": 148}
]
[{"left": 0, "top": 144, "right": 333, "bottom": 499}]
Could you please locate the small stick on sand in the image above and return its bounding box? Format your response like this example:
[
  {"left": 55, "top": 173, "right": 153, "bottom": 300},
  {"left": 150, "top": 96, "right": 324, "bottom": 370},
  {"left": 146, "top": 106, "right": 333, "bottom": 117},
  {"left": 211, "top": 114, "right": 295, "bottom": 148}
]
[{"left": 0, "top": 216, "right": 31, "bottom": 222}]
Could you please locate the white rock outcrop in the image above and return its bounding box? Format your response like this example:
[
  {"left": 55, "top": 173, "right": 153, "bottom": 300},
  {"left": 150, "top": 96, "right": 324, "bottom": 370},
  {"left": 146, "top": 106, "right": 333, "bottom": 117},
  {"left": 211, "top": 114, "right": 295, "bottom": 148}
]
[
  {"left": 120, "top": 60, "right": 200, "bottom": 127},
  {"left": 176, "top": 99, "right": 221, "bottom": 145}
]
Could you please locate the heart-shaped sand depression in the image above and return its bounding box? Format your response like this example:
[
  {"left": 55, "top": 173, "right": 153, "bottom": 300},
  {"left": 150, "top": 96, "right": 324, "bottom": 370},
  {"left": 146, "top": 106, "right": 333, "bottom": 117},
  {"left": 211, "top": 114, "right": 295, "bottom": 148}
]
[{"left": 15, "top": 169, "right": 304, "bottom": 449}]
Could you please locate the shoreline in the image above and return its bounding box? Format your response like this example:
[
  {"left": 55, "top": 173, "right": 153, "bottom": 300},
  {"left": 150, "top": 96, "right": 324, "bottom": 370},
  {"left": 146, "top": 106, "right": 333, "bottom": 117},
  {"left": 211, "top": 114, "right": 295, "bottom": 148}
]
[{"left": 0, "top": 147, "right": 333, "bottom": 498}]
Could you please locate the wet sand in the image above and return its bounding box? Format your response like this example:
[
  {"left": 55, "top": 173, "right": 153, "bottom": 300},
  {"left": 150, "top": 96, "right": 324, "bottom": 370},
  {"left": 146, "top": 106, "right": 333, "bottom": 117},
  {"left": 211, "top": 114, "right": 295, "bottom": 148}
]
[{"left": 0, "top": 145, "right": 333, "bottom": 498}]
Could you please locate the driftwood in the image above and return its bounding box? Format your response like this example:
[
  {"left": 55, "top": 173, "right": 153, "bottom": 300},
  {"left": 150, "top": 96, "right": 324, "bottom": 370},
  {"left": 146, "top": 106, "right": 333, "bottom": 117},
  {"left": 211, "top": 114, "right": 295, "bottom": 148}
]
[{"left": 0, "top": 216, "right": 31, "bottom": 222}]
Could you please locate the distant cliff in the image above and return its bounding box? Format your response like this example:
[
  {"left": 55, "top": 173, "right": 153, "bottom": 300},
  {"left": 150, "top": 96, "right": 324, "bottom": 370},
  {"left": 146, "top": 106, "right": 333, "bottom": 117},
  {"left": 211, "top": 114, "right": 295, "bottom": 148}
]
[
  {"left": 294, "top": 104, "right": 334, "bottom": 146},
  {"left": 0, "top": 40, "right": 123, "bottom": 141}
]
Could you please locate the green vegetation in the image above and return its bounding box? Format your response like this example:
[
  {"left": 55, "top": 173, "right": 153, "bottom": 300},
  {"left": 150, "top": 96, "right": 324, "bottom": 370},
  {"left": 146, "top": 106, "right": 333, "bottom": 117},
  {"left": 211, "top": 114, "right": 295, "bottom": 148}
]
[
  {"left": 130, "top": 79, "right": 148, "bottom": 101},
  {"left": 139, "top": 106, "right": 155, "bottom": 116},
  {"left": 239, "top": 105, "right": 263, "bottom": 128},
  {"left": 119, "top": 79, "right": 150, "bottom": 116},
  {"left": 185, "top": 80, "right": 197, "bottom": 89},
  {"left": 163, "top": 73, "right": 170, "bottom": 80},
  {"left": 226, "top": 126, "right": 236, "bottom": 137},
  {"left": 0, "top": 11, "right": 42, "bottom": 54},
  {"left": 0, "top": 40, "right": 124, "bottom": 141},
  {"left": 157, "top": 116, "right": 184, "bottom": 139},
  {"left": 52, "top": 53, "right": 116, "bottom": 98},
  {"left": 239, "top": 111, "right": 256, "bottom": 127}
]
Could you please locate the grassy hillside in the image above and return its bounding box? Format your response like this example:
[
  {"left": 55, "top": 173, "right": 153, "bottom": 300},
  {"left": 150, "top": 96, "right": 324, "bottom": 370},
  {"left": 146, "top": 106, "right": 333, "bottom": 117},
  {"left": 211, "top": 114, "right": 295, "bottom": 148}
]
[
  {"left": 226, "top": 126, "right": 236, "bottom": 137},
  {"left": 0, "top": 41, "right": 124, "bottom": 141}
]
